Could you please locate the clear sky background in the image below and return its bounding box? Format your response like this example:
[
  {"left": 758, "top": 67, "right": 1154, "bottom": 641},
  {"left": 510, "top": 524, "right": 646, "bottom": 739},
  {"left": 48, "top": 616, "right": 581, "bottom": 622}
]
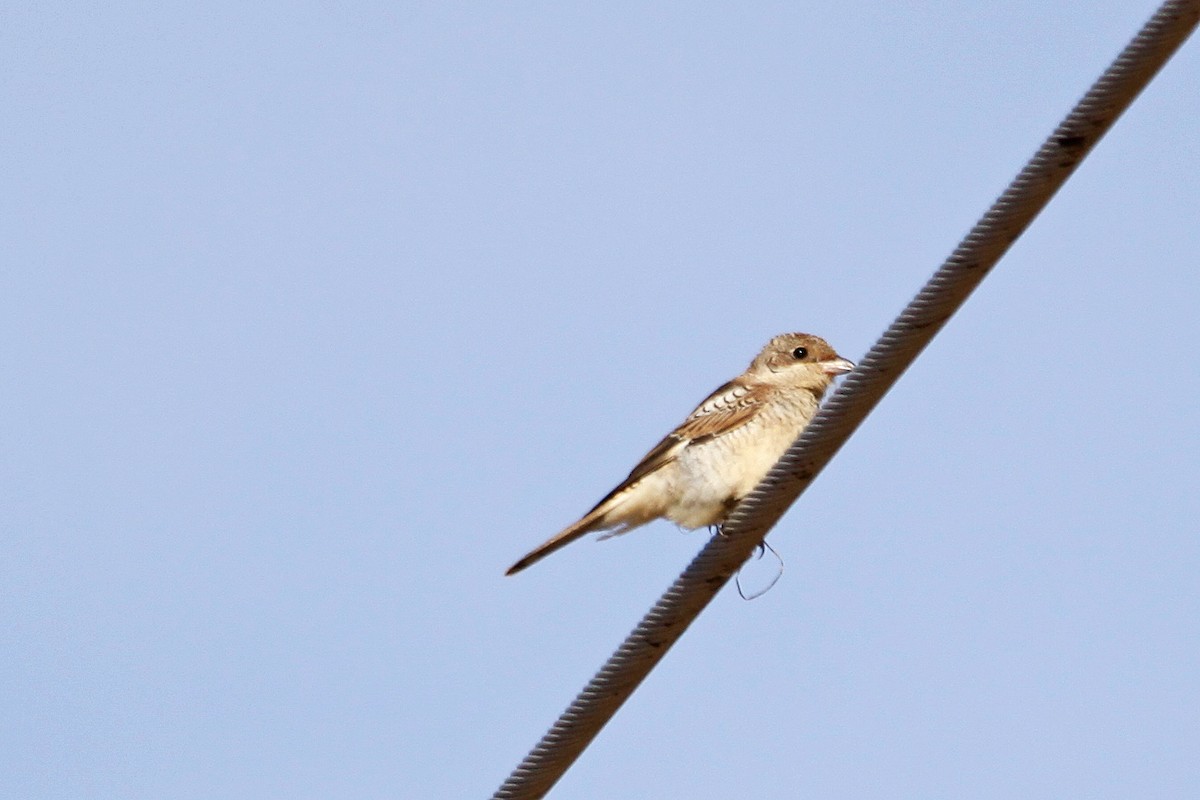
[{"left": 4, "top": 3, "right": 1198, "bottom": 798}]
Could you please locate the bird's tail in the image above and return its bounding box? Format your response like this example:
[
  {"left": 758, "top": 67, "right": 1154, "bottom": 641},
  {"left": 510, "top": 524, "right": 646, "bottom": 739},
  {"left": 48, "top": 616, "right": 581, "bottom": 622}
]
[{"left": 505, "top": 508, "right": 612, "bottom": 576}]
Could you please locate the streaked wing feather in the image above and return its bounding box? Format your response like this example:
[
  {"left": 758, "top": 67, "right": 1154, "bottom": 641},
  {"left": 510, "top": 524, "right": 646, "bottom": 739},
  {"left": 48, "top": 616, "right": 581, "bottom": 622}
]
[
  {"left": 673, "top": 380, "right": 764, "bottom": 443},
  {"left": 584, "top": 380, "right": 765, "bottom": 513}
]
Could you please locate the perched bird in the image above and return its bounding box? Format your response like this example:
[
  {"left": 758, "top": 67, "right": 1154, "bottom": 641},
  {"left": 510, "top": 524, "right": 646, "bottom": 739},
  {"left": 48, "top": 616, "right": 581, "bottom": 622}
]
[{"left": 506, "top": 333, "right": 854, "bottom": 575}]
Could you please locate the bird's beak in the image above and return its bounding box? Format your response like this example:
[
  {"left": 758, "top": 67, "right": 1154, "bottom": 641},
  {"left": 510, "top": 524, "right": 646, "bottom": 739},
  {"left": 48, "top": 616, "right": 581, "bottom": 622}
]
[{"left": 821, "top": 357, "right": 855, "bottom": 376}]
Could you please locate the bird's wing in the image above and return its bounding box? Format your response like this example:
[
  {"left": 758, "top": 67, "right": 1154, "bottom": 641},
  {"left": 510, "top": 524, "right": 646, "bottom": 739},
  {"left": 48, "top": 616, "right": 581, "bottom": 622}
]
[
  {"left": 584, "top": 380, "right": 766, "bottom": 512},
  {"left": 673, "top": 379, "right": 766, "bottom": 444}
]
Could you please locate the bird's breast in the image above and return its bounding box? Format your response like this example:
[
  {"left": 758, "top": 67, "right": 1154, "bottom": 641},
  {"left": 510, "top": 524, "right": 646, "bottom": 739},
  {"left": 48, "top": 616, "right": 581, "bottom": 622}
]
[{"left": 667, "top": 396, "right": 817, "bottom": 528}]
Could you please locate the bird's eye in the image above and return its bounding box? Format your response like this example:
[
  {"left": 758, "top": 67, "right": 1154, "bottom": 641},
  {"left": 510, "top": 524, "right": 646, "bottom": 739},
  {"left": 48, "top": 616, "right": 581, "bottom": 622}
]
[{"left": 791, "top": 346, "right": 808, "bottom": 360}]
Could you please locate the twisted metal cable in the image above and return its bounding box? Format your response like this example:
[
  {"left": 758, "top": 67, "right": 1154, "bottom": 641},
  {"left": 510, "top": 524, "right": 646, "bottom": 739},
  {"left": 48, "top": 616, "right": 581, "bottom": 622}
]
[{"left": 494, "top": 2, "right": 1200, "bottom": 797}]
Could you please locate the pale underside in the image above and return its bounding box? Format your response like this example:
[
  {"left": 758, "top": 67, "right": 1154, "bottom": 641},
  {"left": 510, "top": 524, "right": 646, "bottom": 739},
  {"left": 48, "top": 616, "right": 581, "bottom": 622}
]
[{"left": 590, "top": 380, "right": 820, "bottom": 535}]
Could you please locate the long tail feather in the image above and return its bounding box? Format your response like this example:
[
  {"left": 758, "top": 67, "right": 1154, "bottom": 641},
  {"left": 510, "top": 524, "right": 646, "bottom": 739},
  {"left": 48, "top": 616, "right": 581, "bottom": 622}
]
[{"left": 505, "top": 511, "right": 608, "bottom": 576}]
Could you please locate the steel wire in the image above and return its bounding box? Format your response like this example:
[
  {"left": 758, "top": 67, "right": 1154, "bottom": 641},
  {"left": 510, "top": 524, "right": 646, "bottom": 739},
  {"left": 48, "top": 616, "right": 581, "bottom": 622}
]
[{"left": 493, "top": 3, "right": 1200, "bottom": 796}]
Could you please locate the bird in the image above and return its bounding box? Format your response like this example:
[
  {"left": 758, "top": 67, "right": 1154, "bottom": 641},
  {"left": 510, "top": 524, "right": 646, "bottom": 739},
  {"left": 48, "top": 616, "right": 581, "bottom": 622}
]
[{"left": 506, "top": 333, "right": 854, "bottom": 575}]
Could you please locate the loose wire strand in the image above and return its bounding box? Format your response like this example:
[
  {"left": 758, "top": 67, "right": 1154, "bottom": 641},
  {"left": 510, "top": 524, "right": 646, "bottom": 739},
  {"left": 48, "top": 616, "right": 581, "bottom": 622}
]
[{"left": 493, "top": 3, "right": 1200, "bottom": 797}]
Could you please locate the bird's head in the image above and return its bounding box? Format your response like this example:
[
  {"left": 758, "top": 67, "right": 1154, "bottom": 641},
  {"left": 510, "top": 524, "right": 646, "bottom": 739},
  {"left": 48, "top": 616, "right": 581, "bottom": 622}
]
[{"left": 751, "top": 332, "right": 855, "bottom": 390}]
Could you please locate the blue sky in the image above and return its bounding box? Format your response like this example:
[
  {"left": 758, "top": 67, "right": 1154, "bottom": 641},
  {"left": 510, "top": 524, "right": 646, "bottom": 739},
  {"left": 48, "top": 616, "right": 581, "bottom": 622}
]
[{"left": 4, "top": 3, "right": 1198, "bottom": 798}]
